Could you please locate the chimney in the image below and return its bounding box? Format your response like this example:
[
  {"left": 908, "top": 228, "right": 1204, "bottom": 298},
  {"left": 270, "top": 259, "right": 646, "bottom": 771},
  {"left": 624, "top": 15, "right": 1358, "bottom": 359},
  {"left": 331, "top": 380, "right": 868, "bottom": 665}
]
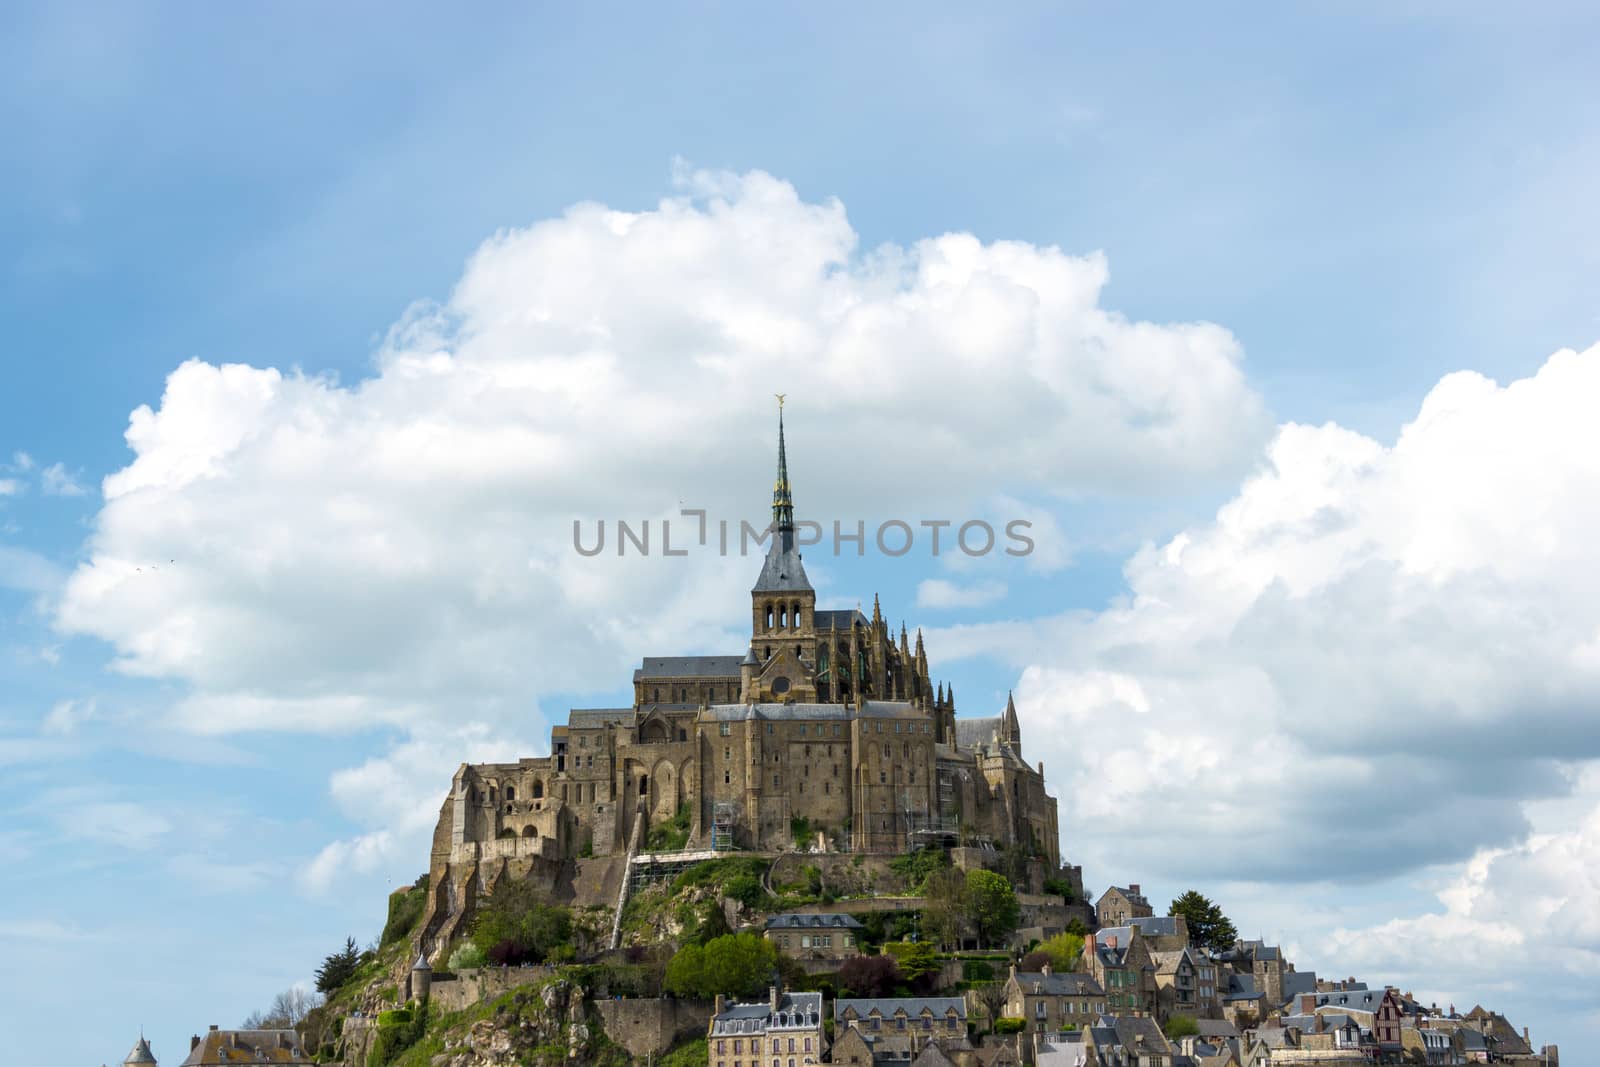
[
  {"left": 1301, "top": 995, "right": 1315, "bottom": 1014},
  {"left": 1129, "top": 884, "right": 1140, "bottom": 897},
  {"left": 209, "top": 1026, "right": 218, "bottom": 1032},
  {"left": 770, "top": 985, "right": 780, "bottom": 1013},
  {"left": 1524, "top": 1027, "right": 1530, "bottom": 1044},
  {"left": 1042, "top": 963, "right": 1053, "bottom": 976},
  {"left": 190, "top": 1037, "right": 200, "bottom": 1052},
  {"left": 1315, "top": 1014, "right": 1326, "bottom": 1033}
]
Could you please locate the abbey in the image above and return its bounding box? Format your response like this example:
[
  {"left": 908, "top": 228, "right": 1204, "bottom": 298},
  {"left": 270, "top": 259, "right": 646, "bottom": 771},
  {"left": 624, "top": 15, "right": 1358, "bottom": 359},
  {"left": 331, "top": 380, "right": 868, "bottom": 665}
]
[{"left": 420, "top": 408, "right": 1061, "bottom": 953}]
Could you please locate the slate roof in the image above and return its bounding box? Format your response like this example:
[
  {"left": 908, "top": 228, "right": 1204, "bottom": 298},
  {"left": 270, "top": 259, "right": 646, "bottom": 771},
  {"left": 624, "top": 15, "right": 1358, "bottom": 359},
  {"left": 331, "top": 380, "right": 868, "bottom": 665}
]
[
  {"left": 835, "top": 996, "right": 968, "bottom": 1022},
  {"left": 753, "top": 542, "right": 813, "bottom": 593},
  {"left": 815, "top": 608, "right": 869, "bottom": 630},
  {"left": 1312, "top": 989, "right": 1387, "bottom": 1012},
  {"left": 1129, "top": 915, "right": 1181, "bottom": 939},
  {"left": 704, "top": 700, "right": 925, "bottom": 722},
  {"left": 1012, "top": 971, "right": 1105, "bottom": 996},
  {"left": 711, "top": 991, "right": 823, "bottom": 1033},
  {"left": 124, "top": 1037, "right": 157, "bottom": 1065},
  {"left": 766, "top": 912, "right": 865, "bottom": 930},
  {"left": 954, "top": 717, "right": 1001, "bottom": 749},
  {"left": 1101, "top": 885, "right": 1151, "bottom": 905},
  {"left": 1223, "top": 974, "right": 1264, "bottom": 1002},
  {"left": 1280, "top": 970, "right": 1318, "bottom": 1006},
  {"left": 568, "top": 708, "right": 636, "bottom": 728},
  {"left": 180, "top": 1030, "right": 312, "bottom": 1066},
  {"left": 633, "top": 655, "right": 744, "bottom": 680}
]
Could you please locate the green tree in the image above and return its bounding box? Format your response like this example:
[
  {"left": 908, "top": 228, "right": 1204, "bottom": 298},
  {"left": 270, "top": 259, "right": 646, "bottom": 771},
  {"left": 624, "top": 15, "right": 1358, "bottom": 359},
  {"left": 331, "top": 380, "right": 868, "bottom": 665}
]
[
  {"left": 883, "top": 941, "right": 939, "bottom": 989},
  {"left": 964, "top": 869, "right": 1021, "bottom": 948},
  {"left": 1167, "top": 890, "right": 1239, "bottom": 953},
  {"left": 1033, "top": 931, "right": 1084, "bottom": 971},
  {"left": 315, "top": 937, "right": 363, "bottom": 995},
  {"left": 469, "top": 879, "right": 574, "bottom": 963},
  {"left": 1165, "top": 1014, "right": 1200, "bottom": 1039},
  {"left": 921, "top": 867, "right": 968, "bottom": 948},
  {"left": 664, "top": 933, "right": 779, "bottom": 999}
]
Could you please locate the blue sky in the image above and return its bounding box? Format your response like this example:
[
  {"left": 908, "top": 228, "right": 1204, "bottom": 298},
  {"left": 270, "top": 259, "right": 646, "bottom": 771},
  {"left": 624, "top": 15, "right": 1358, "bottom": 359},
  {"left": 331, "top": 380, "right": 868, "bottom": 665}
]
[{"left": 4, "top": 4, "right": 1600, "bottom": 1064}]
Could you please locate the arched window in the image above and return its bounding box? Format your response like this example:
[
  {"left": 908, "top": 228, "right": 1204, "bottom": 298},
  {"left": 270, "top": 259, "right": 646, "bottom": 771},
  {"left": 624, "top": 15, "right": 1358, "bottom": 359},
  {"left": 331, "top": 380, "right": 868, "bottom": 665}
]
[
  {"left": 639, "top": 775, "right": 649, "bottom": 796},
  {"left": 532, "top": 780, "right": 544, "bottom": 799},
  {"left": 505, "top": 786, "right": 515, "bottom": 801},
  {"left": 766, "top": 605, "right": 774, "bottom": 630}
]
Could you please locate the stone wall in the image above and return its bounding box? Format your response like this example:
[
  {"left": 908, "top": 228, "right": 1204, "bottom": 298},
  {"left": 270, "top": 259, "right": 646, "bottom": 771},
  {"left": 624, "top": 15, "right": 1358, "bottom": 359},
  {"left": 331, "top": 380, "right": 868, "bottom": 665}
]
[
  {"left": 428, "top": 966, "right": 559, "bottom": 1013},
  {"left": 593, "top": 998, "right": 714, "bottom": 1057}
]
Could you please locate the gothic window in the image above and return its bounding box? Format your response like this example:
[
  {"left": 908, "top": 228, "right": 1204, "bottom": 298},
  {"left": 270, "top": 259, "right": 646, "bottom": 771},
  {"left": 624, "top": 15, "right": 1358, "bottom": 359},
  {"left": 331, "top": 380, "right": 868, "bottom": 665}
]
[
  {"left": 766, "top": 605, "right": 774, "bottom": 630},
  {"left": 532, "top": 781, "right": 543, "bottom": 799},
  {"left": 679, "top": 728, "right": 688, "bottom": 742},
  {"left": 505, "top": 786, "right": 515, "bottom": 801}
]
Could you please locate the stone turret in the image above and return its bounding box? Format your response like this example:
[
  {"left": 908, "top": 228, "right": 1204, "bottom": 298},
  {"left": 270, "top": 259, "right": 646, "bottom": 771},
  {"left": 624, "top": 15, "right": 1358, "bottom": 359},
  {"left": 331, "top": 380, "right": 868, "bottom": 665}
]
[
  {"left": 123, "top": 1035, "right": 157, "bottom": 1067},
  {"left": 410, "top": 951, "right": 432, "bottom": 1002}
]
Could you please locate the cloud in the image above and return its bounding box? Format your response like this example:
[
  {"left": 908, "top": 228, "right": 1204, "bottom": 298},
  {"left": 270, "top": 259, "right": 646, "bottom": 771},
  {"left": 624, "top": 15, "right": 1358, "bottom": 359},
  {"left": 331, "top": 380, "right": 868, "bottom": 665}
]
[
  {"left": 41, "top": 698, "right": 98, "bottom": 735},
  {"left": 40, "top": 462, "right": 86, "bottom": 497},
  {"left": 46, "top": 166, "right": 1269, "bottom": 888},
  {"left": 916, "top": 578, "right": 1008, "bottom": 609},
  {"left": 954, "top": 346, "right": 1600, "bottom": 895},
  {"left": 0, "top": 478, "right": 21, "bottom": 496}
]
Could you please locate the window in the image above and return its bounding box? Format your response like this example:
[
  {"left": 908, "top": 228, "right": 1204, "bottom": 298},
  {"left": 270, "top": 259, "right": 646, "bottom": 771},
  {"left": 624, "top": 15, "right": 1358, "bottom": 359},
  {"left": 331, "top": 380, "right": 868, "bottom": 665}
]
[
  {"left": 725, "top": 771, "right": 731, "bottom": 784},
  {"left": 767, "top": 724, "right": 774, "bottom": 734},
  {"left": 721, "top": 723, "right": 731, "bottom": 736},
  {"left": 823, "top": 782, "right": 830, "bottom": 795},
  {"left": 879, "top": 772, "right": 886, "bottom": 784},
  {"left": 1036, "top": 1002, "right": 1046, "bottom": 1018},
  {"left": 773, "top": 775, "right": 781, "bottom": 787}
]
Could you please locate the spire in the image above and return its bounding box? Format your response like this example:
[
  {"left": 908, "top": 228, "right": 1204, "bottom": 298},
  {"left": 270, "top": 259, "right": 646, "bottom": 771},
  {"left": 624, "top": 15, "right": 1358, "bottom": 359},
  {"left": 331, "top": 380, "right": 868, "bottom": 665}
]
[
  {"left": 1002, "top": 690, "right": 1021, "bottom": 753},
  {"left": 751, "top": 396, "right": 811, "bottom": 594},
  {"left": 772, "top": 395, "right": 794, "bottom": 550},
  {"left": 872, "top": 592, "right": 882, "bottom": 626}
]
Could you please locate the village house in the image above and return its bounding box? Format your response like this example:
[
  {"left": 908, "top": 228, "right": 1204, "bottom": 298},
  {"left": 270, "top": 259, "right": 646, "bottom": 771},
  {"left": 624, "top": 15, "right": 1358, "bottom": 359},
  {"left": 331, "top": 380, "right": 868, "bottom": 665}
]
[
  {"left": 763, "top": 912, "right": 865, "bottom": 963},
  {"left": 1001, "top": 964, "right": 1106, "bottom": 1032},
  {"left": 708, "top": 988, "right": 824, "bottom": 1067},
  {"left": 1095, "top": 885, "right": 1154, "bottom": 928},
  {"left": 1087, "top": 927, "right": 1157, "bottom": 1017}
]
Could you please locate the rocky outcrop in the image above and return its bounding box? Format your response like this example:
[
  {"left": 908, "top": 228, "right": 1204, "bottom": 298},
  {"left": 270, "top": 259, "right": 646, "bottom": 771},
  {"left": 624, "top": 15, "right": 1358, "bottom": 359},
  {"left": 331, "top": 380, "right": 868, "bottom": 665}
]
[{"left": 433, "top": 979, "right": 627, "bottom": 1067}]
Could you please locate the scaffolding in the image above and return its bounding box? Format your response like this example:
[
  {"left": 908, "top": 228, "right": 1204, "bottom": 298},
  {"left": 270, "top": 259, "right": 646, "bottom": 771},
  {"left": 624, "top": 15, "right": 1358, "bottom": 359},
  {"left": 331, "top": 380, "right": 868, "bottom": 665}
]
[{"left": 711, "top": 802, "right": 739, "bottom": 852}]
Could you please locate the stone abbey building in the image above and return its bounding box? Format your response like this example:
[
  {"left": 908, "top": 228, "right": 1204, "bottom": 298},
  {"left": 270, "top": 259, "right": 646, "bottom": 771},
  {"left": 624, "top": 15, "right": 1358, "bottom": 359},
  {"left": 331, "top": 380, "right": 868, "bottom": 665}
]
[{"left": 419, "top": 409, "right": 1062, "bottom": 956}]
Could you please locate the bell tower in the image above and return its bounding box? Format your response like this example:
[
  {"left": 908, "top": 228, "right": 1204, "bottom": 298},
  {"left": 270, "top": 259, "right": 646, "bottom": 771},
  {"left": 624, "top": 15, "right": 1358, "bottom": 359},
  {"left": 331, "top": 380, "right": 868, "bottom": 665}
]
[{"left": 748, "top": 397, "right": 816, "bottom": 701}]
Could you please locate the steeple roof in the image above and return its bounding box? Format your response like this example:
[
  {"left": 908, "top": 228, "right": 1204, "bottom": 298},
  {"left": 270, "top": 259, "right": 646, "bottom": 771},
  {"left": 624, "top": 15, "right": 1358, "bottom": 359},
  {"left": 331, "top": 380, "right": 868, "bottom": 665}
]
[
  {"left": 124, "top": 1036, "right": 157, "bottom": 1066},
  {"left": 753, "top": 399, "right": 812, "bottom": 594}
]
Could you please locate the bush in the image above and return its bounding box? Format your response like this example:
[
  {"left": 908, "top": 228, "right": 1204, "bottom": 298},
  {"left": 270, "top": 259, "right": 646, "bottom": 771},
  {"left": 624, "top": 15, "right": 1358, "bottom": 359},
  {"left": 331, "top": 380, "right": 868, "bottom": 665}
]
[
  {"left": 838, "top": 954, "right": 900, "bottom": 997},
  {"left": 469, "top": 880, "right": 573, "bottom": 963},
  {"left": 723, "top": 873, "right": 765, "bottom": 909},
  {"left": 993, "top": 1017, "right": 1026, "bottom": 1035},
  {"left": 889, "top": 847, "right": 950, "bottom": 892},
  {"left": 1165, "top": 1014, "right": 1200, "bottom": 1039},
  {"left": 368, "top": 1002, "right": 427, "bottom": 1067},
  {"left": 447, "top": 942, "right": 487, "bottom": 970},
  {"left": 659, "top": 1038, "right": 709, "bottom": 1067},
  {"left": 1042, "top": 877, "right": 1076, "bottom": 902},
  {"left": 790, "top": 815, "right": 813, "bottom": 849},
  {"left": 962, "top": 959, "right": 995, "bottom": 982},
  {"left": 647, "top": 802, "right": 692, "bottom": 852}
]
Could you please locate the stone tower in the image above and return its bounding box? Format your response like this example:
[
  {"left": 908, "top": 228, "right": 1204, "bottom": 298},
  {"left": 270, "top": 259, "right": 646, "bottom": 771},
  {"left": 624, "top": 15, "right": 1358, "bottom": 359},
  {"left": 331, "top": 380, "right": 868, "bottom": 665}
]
[{"left": 409, "top": 950, "right": 432, "bottom": 1003}]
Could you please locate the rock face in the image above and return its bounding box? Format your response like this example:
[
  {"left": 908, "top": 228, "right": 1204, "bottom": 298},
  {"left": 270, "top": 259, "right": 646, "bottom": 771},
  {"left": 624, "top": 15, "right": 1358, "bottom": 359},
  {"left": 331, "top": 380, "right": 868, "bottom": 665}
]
[{"left": 433, "top": 980, "right": 622, "bottom": 1067}]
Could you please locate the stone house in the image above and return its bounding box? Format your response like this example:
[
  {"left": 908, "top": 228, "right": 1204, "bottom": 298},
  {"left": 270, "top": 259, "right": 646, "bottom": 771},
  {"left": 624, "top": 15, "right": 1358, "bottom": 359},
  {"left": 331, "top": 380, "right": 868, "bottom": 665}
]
[
  {"left": 1000, "top": 964, "right": 1106, "bottom": 1033},
  {"left": 835, "top": 997, "right": 970, "bottom": 1056},
  {"left": 1083, "top": 1015, "right": 1175, "bottom": 1066},
  {"left": 1087, "top": 927, "right": 1157, "bottom": 1017},
  {"left": 1095, "top": 885, "right": 1153, "bottom": 929},
  {"left": 179, "top": 1027, "right": 312, "bottom": 1065},
  {"left": 708, "top": 988, "right": 824, "bottom": 1067},
  {"left": 763, "top": 912, "right": 865, "bottom": 962},
  {"left": 1149, "top": 947, "right": 1206, "bottom": 1021}
]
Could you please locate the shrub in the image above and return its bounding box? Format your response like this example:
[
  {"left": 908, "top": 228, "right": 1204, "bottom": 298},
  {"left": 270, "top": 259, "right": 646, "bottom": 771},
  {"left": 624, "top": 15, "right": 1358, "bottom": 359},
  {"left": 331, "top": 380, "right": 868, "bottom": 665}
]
[
  {"left": 1165, "top": 1014, "right": 1200, "bottom": 1039},
  {"left": 838, "top": 954, "right": 900, "bottom": 997},
  {"left": 368, "top": 1002, "right": 427, "bottom": 1067},
  {"left": 993, "top": 1017, "right": 1026, "bottom": 1035},
  {"left": 889, "top": 846, "right": 950, "bottom": 892},
  {"left": 447, "top": 942, "right": 487, "bottom": 970},
  {"left": 469, "top": 879, "right": 573, "bottom": 963},
  {"left": 647, "top": 802, "right": 692, "bottom": 852},
  {"left": 790, "top": 815, "right": 813, "bottom": 849},
  {"left": 962, "top": 959, "right": 995, "bottom": 982},
  {"left": 1042, "top": 877, "right": 1076, "bottom": 902}
]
